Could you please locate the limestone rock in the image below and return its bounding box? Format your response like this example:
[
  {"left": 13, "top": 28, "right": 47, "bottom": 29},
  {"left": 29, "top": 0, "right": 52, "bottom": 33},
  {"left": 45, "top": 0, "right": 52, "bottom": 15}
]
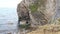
[{"left": 17, "top": 0, "right": 56, "bottom": 26}]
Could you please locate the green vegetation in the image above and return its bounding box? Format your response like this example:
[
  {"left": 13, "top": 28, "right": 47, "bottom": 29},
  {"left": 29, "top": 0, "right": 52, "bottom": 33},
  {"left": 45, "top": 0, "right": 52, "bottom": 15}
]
[
  {"left": 19, "top": 24, "right": 31, "bottom": 29},
  {"left": 29, "top": 4, "right": 38, "bottom": 13},
  {"left": 29, "top": 0, "right": 46, "bottom": 13}
]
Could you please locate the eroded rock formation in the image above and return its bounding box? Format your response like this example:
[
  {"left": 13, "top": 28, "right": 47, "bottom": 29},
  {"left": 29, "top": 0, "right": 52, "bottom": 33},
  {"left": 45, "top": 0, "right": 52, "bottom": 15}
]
[{"left": 17, "top": 0, "right": 56, "bottom": 26}]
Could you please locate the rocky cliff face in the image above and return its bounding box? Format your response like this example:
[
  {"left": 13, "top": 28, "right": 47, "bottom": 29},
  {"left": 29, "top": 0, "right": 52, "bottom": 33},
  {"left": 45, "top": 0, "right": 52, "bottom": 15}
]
[{"left": 17, "top": 0, "right": 56, "bottom": 26}]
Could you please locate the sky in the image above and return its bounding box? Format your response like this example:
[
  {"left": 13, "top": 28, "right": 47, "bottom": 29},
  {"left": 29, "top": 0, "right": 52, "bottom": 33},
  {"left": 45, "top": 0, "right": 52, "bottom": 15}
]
[{"left": 0, "top": 0, "right": 22, "bottom": 8}]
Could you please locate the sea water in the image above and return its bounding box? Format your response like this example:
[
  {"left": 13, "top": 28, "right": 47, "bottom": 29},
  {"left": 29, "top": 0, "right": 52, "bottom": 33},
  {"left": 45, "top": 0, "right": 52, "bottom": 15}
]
[{"left": 0, "top": 8, "right": 18, "bottom": 34}]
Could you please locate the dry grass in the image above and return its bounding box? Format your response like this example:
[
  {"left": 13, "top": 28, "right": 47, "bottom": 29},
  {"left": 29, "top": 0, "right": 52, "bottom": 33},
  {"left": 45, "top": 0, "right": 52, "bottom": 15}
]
[{"left": 27, "top": 24, "right": 60, "bottom": 34}]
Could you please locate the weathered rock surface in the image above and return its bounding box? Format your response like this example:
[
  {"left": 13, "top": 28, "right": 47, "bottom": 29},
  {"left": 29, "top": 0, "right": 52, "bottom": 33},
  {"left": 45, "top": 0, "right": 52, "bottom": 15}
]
[{"left": 17, "top": 0, "right": 56, "bottom": 26}]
